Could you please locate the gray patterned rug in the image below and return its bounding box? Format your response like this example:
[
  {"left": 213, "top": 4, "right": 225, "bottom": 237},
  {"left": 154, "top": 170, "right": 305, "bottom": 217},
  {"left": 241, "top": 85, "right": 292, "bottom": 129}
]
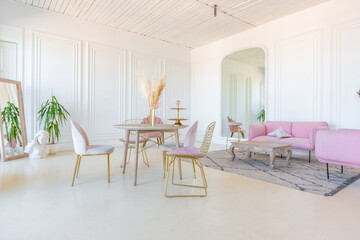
[{"left": 196, "top": 149, "right": 360, "bottom": 196}]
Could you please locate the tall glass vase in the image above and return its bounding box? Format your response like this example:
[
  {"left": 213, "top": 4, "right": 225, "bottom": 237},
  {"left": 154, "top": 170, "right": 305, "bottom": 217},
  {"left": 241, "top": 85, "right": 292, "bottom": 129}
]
[{"left": 150, "top": 108, "right": 156, "bottom": 126}]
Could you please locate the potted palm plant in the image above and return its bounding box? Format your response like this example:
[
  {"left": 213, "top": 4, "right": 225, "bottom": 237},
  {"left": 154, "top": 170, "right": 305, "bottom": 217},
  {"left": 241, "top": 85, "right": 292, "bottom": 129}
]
[
  {"left": 257, "top": 108, "right": 265, "bottom": 124},
  {"left": 1, "top": 101, "right": 22, "bottom": 148},
  {"left": 37, "top": 96, "right": 70, "bottom": 154}
]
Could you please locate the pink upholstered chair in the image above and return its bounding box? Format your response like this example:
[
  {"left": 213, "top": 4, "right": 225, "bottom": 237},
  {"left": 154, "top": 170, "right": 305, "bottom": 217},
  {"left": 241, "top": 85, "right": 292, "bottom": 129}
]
[
  {"left": 160, "top": 121, "right": 198, "bottom": 178},
  {"left": 120, "top": 136, "right": 149, "bottom": 167},
  {"left": 226, "top": 116, "right": 245, "bottom": 149},
  {"left": 315, "top": 129, "right": 360, "bottom": 179},
  {"left": 165, "top": 122, "right": 216, "bottom": 197},
  {"left": 141, "top": 116, "right": 165, "bottom": 147},
  {"left": 119, "top": 119, "right": 150, "bottom": 167},
  {"left": 71, "top": 120, "right": 114, "bottom": 186}
]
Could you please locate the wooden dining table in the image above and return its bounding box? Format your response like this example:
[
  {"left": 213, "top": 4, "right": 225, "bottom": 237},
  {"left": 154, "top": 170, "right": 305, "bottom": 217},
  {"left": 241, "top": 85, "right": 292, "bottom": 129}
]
[{"left": 114, "top": 124, "right": 188, "bottom": 186}]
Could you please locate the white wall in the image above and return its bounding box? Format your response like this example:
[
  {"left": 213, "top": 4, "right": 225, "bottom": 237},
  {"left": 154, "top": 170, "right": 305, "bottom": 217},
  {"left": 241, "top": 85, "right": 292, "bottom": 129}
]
[
  {"left": 0, "top": 0, "right": 191, "bottom": 149},
  {"left": 191, "top": 0, "right": 360, "bottom": 143}
]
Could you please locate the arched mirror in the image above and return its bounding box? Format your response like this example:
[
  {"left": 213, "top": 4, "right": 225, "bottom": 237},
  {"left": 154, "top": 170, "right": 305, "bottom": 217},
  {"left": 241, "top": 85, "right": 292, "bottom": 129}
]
[{"left": 221, "top": 48, "right": 265, "bottom": 139}]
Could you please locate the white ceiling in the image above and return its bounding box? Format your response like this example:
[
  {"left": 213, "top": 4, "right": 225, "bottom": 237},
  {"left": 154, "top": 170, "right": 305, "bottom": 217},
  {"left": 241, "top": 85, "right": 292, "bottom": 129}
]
[
  {"left": 227, "top": 47, "right": 265, "bottom": 67},
  {"left": 13, "top": 0, "right": 329, "bottom": 48}
]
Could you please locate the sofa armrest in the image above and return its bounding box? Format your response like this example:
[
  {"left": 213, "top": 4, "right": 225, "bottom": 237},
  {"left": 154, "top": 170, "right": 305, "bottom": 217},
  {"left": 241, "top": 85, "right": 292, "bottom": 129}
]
[
  {"left": 310, "top": 126, "right": 329, "bottom": 148},
  {"left": 248, "top": 124, "right": 266, "bottom": 140}
]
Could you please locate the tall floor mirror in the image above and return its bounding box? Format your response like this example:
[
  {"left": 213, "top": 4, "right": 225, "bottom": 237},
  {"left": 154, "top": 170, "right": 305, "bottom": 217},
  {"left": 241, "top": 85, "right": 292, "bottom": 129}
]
[
  {"left": 221, "top": 48, "right": 265, "bottom": 138},
  {"left": 0, "top": 78, "right": 28, "bottom": 161}
]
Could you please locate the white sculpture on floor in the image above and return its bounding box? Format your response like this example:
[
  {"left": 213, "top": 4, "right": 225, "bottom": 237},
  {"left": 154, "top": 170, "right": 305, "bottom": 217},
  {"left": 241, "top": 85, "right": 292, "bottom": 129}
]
[{"left": 25, "top": 130, "right": 50, "bottom": 159}]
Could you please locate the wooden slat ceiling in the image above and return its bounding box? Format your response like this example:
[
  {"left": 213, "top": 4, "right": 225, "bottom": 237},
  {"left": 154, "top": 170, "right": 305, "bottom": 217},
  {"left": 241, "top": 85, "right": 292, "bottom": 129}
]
[{"left": 13, "top": 0, "right": 329, "bottom": 48}]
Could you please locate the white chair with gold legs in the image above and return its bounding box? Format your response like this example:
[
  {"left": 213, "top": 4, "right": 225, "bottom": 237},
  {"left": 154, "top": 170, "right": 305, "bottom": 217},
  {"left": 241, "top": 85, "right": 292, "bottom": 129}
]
[
  {"left": 70, "top": 121, "right": 114, "bottom": 186},
  {"left": 160, "top": 121, "right": 198, "bottom": 178},
  {"left": 120, "top": 137, "right": 149, "bottom": 167},
  {"left": 165, "top": 122, "right": 216, "bottom": 198}
]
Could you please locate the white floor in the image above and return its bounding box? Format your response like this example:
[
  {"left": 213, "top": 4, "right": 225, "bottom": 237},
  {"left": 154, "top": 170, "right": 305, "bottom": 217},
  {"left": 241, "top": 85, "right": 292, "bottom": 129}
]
[{"left": 1, "top": 144, "right": 360, "bottom": 240}]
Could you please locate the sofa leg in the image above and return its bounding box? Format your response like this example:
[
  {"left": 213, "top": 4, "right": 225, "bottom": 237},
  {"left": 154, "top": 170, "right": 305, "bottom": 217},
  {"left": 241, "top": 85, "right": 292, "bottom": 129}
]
[
  {"left": 341, "top": 165, "right": 343, "bottom": 174},
  {"left": 326, "top": 163, "right": 329, "bottom": 179},
  {"left": 309, "top": 151, "right": 311, "bottom": 163}
]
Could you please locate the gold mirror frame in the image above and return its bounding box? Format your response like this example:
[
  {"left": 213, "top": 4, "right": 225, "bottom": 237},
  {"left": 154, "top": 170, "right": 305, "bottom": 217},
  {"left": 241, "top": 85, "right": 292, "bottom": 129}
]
[{"left": 0, "top": 78, "right": 28, "bottom": 161}]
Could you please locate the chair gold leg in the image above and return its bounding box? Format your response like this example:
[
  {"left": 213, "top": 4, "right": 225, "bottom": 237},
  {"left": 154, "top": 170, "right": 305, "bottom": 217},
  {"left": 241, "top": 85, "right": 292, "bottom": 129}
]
[
  {"left": 128, "top": 148, "right": 132, "bottom": 164},
  {"left": 121, "top": 147, "right": 132, "bottom": 168},
  {"left": 76, "top": 155, "right": 82, "bottom": 178},
  {"left": 171, "top": 157, "right": 176, "bottom": 185},
  {"left": 192, "top": 159, "right": 196, "bottom": 178},
  {"left": 166, "top": 155, "right": 169, "bottom": 172},
  {"left": 141, "top": 147, "right": 150, "bottom": 167},
  {"left": 165, "top": 157, "right": 176, "bottom": 197},
  {"left": 107, "top": 154, "right": 110, "bottom": 183},
  {"left": 164, "top": 157, "right": 173, "bottom": 197},
  {"left": 198, "top": 160, "right": 208, "bottom": 189},
  {"left": 165, "top": 157, "right": 208, "bottom": 198},
  {"left": 122, "top": 148, "right": 132, "bottom": 168},
  {"left": 165, "top": 157, "right": 208, "bottom": 197},
  {"left": 163, "top": 151, "right": 167, "bottom": 178},
  {"left": 72, "top": 155, "right": 80, "bottom": 186}
]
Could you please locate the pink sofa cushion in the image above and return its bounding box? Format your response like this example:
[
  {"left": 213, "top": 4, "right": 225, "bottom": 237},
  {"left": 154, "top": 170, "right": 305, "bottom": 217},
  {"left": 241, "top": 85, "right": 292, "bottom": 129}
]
[
  {"left": 309, "top": 126, "right": 329, "bottom": 148},
  {"left": 265, "top": 121, "right": 292, "bottom": 135},
  {"left": 292, "top": 122, "right": 328, "bottom": 138},
  {"left": 278, "top": 138, "right": 312, "bottom": 150},
  {"left": 316, "top": 129, "right": 360, "bottom": 167},
  {"left": 248, "top": 124, "right": 266, "bottom": 140}
]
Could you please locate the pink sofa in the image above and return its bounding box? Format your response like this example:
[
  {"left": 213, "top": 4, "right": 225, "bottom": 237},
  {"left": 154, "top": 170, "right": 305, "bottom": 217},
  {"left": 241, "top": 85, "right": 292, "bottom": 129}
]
[
  {"left": 248, "top": 121, "right": 328, "bottom": 162},
  {"left": 315, "top": 129, "right": 360, "bottom": 179}
]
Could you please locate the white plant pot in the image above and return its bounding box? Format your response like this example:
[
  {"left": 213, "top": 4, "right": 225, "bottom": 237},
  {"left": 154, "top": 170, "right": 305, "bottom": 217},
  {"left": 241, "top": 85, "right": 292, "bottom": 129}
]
[{"left": 47, "top": 143, "right": 58, "bottom": 155}]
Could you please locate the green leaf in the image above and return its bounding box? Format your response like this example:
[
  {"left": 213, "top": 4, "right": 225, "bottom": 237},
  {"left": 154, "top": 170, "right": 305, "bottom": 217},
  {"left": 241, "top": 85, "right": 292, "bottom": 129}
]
[{"left": 36, "top": 96, "right": 70, "bottom": 143}]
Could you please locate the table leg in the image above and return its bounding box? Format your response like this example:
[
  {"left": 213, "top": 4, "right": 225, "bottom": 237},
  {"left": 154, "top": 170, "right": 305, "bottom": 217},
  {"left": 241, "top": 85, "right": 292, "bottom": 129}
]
[
  {"left": 175, "top": 129, "right": 182, "bottom": 180},
  {"left": 230, "top": 145, "right": 236, "bottom": 161},
  {"left": 134, "top": 130, "right": 140, "bottom": 186},
  {"left": 161, "top": 132, "right": 166, "bottom": 178},
  {"left": 122, "top": 130, "right": 130, "bottom": 174},
  {"left": 269, "top": 150, "right": 275, "bottom": 169},
  {"left": 286, "top": 149, "right": 292, "bottom": 165},
  {"left": 161, "top": 132, "right": 165, "bottom": 145}
]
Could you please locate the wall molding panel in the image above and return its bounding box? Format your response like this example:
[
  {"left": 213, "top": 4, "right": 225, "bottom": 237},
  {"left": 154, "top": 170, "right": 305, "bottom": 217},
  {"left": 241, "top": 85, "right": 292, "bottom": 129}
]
[
  {"left": 32, "top": 31, "right": 82, "bottom": 145},
  {"left": 88, "top": 43, "right": 126, "bottom": 141},
  {"left": 164, "top": 58, "right": 191, "bottom": 122},
  {"left": 331, "top": 18, "right": 360, "bottom": 129},
  {"left": 129, "top": 51, "right": 163, "bottom": 120},
  {"left": 274, "top": 29, "right": 323, "bottom": 121}
]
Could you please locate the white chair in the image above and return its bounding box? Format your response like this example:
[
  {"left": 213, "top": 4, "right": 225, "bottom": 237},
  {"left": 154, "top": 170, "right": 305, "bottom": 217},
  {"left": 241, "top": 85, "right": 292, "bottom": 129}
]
[
  {"left": 71, "top": 120, "right": 114, "bottom": 186},
  {"left": 160, "top": 121, "right": 198, "bottom": 178}
]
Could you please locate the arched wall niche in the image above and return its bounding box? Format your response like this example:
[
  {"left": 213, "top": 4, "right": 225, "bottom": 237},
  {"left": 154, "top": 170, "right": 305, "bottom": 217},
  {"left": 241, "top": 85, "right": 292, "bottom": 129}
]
[{"left": 221, "top": 47, "right": 266, "bottom": 138}]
